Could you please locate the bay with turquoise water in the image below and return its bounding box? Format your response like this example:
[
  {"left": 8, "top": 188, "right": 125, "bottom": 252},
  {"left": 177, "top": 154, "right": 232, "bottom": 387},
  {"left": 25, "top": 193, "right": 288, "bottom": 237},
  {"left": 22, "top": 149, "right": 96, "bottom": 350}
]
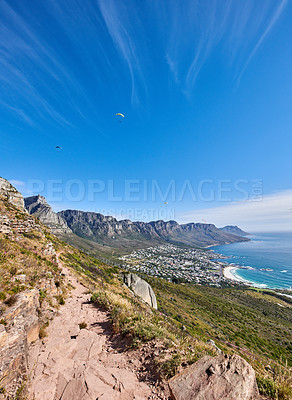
[{"left": 212, "top": 232, "right": 292, "bottom": 290}]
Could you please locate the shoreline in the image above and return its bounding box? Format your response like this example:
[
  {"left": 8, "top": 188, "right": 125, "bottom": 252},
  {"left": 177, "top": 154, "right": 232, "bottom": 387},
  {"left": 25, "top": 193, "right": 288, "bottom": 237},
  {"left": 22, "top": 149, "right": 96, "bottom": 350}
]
[
  {"left": 215, "top": 234, "right": 291, "bottom": 290},
  {"left": 223, "top": 266, "right": 252, "bottom": 285},
  {"left": 223, "top": 265, "right": 291, "bottom": 290}
]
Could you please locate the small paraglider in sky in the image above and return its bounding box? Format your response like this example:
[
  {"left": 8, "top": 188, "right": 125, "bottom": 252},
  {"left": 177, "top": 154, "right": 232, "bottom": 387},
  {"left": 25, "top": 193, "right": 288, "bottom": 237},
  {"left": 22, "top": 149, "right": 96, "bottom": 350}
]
[
  {"left": 115, "top": 113, "right": 124, "bottom": 123},
  {"left": 164, "top": 202, "right": 168, "bottom": 205},
  {"left": 55, "top": 146, "right": 62, "bottom": 152},
  {"left": 202, "top": 219, "right": 207, "bottom": 223}
]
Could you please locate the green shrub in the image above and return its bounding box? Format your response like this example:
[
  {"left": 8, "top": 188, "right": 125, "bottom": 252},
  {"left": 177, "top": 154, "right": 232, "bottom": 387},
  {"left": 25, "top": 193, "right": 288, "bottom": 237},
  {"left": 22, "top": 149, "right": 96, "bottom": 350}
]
[
  {"left": 79, "top": 322, "right": 87, "bottom": 329},
  {"left": 0, "top": 252, "right": 6, "bottom": 263},
  {"left": 257, "top": 376, "right": 277, "bottom": 397},
  {"left": 91, "top": 292, "right": 109, "bottom": 308},
  {"left": 0, "top": 292, "right": 6, "bottom": 301},
  {"left": 57, "top": 295, "right": 65, "bottom": 305},
  {"left": 157, "top": 354, "right": 182, "bottom": 379},
  {"left": 39, "top": 289, "right": 47, "bottom": 305},
  {"left": 9, "top": 266, "right": 17, "bottom": 276},
  {"left": 256, "top": 375, "right": 292, "bottom": 400},
  {"left": 39, "top": 322, "right": 49, "bottom": 339}
]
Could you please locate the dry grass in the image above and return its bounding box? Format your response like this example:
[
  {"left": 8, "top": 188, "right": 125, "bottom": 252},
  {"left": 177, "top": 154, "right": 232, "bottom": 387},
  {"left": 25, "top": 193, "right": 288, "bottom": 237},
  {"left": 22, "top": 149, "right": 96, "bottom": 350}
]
[{"left": 90, "top": 282, "right": 217, "bottom": 378}]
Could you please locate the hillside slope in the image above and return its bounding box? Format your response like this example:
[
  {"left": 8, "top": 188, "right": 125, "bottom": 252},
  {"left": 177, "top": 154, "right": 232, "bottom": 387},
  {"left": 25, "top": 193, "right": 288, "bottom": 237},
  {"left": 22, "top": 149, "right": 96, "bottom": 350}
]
[{"left": 1, "top": 178, "right": 291, "bottom": 399}]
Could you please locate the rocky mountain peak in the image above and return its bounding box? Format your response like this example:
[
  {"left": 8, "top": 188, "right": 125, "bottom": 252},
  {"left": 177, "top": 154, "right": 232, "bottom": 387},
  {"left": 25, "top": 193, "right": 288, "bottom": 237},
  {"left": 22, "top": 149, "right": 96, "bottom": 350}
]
[
  {"left": 0, "top": 177, "right": 25, "bottom": 210},
  {"left": 220, "top": 225, "right": 249, "bottom": 237},
  {"left": 24, "top": 195, "right": 72, "bottom": 236}
]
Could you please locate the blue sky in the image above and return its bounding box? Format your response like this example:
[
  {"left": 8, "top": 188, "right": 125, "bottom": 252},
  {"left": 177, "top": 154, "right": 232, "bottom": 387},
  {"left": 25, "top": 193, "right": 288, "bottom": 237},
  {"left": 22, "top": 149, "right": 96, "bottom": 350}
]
[{"left": 1, "top": 0, "right": 292, "bottom": 231}]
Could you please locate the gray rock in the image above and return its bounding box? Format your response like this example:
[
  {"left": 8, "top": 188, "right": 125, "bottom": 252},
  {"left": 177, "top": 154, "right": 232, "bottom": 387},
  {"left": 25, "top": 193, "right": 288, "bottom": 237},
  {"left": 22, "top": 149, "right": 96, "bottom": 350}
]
[
  {"left": 220, "top": 225, "right": 249, "bottom": 237},
  {"left": 0, "top": 177, "right": 25, "bottom": 210},
  {"left": 169, "top": 354, "right": 260, "bottom": 400},
  {"left": 24, "top": 195, "right": 72, "bottom": 236},
  {"left": 0, "top": 179, "right": 40, "bottom": 235},
  {"left": 0, "top": 290, "right": 40, "bottom": 397},
  {"left": 207, "top": 339, "right": 222, "bottom": 354},
  {"left": 123, "top": 273, "right": 157, "bottom": 309},
  {"left": 12, "top": 274, "right": 27, "bottom": 283}
]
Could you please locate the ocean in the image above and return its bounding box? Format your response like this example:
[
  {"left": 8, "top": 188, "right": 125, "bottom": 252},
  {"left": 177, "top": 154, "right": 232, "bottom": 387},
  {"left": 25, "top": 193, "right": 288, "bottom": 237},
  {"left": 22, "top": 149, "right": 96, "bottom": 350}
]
[{"left": 212, "top": 232, "right": 292, "bottom": 290}]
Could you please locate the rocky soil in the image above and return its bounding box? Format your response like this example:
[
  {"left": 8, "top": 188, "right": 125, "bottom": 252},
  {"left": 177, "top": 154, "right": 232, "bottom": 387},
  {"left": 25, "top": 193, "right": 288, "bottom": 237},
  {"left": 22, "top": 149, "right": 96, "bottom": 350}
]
[{"left": 28, "top": 265, "right": 169, "bottom": 400}]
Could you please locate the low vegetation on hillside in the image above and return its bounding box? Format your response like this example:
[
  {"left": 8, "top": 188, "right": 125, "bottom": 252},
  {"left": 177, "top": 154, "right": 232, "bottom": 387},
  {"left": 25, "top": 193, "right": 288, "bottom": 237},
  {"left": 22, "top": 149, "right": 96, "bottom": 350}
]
[
  {"left": 54, "top": 234, "right": 292, "bottom": 399},
  {"left": 0, "top": 200, "right": 68, "bottom": 324},
  {"left": 0, "top": 196, "right": 291, "bottom": 399}
]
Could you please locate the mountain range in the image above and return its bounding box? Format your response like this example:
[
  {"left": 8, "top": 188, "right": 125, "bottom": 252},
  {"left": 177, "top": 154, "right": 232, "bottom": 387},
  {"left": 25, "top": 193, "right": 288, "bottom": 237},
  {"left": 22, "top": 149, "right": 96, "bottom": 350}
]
[
  {"left": 220, "top": 225, "right": 249, "bottom": 237},
  {"left": 24, "top": 195, "right": 249, "bottom": 254}
]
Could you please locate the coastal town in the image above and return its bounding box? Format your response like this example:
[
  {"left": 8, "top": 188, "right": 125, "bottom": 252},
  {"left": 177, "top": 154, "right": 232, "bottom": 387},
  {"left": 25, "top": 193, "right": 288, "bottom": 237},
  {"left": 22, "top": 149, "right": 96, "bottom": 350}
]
[{"left": 119, "top": 244, "right": 247, "bottom": 287}]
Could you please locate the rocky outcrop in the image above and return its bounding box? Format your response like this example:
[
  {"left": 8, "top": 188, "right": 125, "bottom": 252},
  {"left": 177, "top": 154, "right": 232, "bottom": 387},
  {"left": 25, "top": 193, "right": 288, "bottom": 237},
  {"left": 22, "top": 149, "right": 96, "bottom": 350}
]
[
  {"left": 220, "top": 225, "right": 249, "bottom": 237},
  {"left": 0, "top": 177, "right": 25, "bottom": 210},
  {"left": 123, "top": 273, "right": 157, "bottom": 309},
  {"left": 0, "top": 290, "right": 40, "bottom": 398},
  {"left": 0, "top": 178, "right": 41, "bottom": 235},
  {"left": 24, "top": 195, "right": 72, "bottom": 236},
  {"left": 0, "top": 213, "right": 40, "bottom": 235},
  {"left": 168, "top": 354, "right": 260, "bottom": 400}
]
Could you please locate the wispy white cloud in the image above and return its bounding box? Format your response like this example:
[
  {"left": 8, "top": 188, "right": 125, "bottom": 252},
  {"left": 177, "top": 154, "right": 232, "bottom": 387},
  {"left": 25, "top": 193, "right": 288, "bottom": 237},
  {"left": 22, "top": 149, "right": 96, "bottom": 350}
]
[
  {"left": 0, "top": 0, "right": 111, "bottom": 132},
  {"left": 0, "top": 1, "right": 76, "bottom": 129},
  {"left": 97, "top": 0, "right": 146, "bottom": 107},
  {"left": 236, "top": 0, "right": 288, "bottom": 82},
  {"left": 161, "top": 0, "right": 288, "bottom": 96},
  {"left": 165, "top": 53, "right": 179, "bottom": 85},
  {"left": 178, "top": 190, "right": 292, "bottom": 232},
  {"left": 0, "top": 0, "right": 288, "bottom": 129}
]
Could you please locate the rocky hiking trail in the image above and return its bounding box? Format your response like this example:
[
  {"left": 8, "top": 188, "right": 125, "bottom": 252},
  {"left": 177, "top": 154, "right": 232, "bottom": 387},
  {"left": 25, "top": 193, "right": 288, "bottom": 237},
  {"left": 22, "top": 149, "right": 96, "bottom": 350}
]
[{"left": 28, "top": 264, "right": 168, "bottom": 400}]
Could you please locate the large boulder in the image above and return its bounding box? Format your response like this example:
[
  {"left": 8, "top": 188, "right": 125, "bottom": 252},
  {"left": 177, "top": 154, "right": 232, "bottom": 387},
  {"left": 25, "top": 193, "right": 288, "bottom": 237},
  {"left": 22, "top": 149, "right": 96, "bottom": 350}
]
[
  {"left": 168, "top": 354, "right": 260, "bottom": 400},
  {"left": 123, "top": 273, "right": 157, "bottom": 309}
]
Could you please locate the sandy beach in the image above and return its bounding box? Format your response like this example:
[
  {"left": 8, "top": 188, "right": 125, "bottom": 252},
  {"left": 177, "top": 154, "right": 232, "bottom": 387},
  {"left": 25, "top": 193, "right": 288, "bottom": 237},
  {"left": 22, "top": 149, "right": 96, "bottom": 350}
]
[{"left": 223, "top": 266, "right": 251, "bottom": 284}]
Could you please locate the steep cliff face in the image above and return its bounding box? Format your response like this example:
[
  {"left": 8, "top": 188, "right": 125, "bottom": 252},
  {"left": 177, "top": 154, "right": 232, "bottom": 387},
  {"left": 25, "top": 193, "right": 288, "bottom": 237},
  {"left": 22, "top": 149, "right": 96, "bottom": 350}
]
[
  {"left": 0, "top": 180, "right": 40, "bottom": 236},
  {"left": 58, "top": 210, "right": 249, "bottom": 248},
  {"left": 24, "top": 195, "right": 72, "bottom": 236},
  {"left": 0, "top": 177, "right": 25, "bottom": 210}
]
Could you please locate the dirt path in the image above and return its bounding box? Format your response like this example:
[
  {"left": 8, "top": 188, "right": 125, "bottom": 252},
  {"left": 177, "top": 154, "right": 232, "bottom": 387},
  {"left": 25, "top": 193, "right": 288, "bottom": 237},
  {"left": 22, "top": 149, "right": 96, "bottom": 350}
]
[{"left": 28, "top": 265, "right": 163, "bottom": 400}]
